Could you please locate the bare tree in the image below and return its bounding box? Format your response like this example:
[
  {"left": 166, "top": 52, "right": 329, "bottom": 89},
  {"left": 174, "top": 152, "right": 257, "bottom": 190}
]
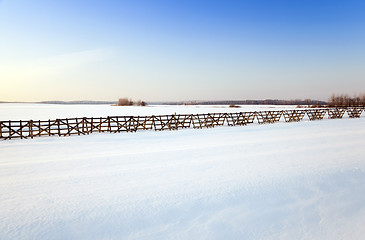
[
  {"left": 328, "top": 93, "right": 365, "bottom": 107},
  {"left": 118, "top": 98, "right": 133, "bottom": 106},
  {"left": 118, "top": 98, "right": 146, "bottom": 106}
]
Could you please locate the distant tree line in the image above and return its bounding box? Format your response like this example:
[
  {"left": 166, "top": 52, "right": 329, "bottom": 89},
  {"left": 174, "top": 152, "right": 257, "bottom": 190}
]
[
  {"left": 157, "top": 99, "right": 327, "bottom": 106},
  {"left": 328, "top": 94, "right": 365, "bottom": 107}
]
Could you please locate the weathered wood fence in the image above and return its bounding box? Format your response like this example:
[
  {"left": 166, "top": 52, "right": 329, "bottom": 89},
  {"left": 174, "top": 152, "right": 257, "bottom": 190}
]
[{"left": 1, "top": 107, "right": 364, "bottom": 140}]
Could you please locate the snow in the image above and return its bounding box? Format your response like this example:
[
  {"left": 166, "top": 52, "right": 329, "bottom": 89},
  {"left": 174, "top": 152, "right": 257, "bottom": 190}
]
[
  {"left": 0, "top": 103, "right": 307, "bottom": 121},
  {"left": 1, "top": 104, "right": 365, "bottom": 239}
]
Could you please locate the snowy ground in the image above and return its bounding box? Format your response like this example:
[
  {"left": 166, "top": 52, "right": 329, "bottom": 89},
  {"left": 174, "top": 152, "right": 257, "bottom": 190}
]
[
  {"left": 0, "top": 103, "right": 310, "bottom": 121},
  {"left": 1, "top": 105, "right": 365, "bottom": 239}
]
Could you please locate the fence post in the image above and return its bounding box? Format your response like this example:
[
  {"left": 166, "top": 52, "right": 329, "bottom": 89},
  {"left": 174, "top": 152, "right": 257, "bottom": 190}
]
[
  {"left": 48, "top": 120, "right": 51, "bottom": 136},
  {"left": 108, "top": 116, "right": 111, "bottom": 132},
  {"left": 9, "top": 120, "right": 12, "bottom": 140},
  {"left": 56, "top": 119, "right": 60, "bottom": 136},
  {"left": 91, "top": 117, "right": 94, "bottom": 133},
  {"left": 76, "top": 118, "right": 80, "bottom": 135},
  {"left": 19, "top": 120, "right": 23, "bottom": 139},
  {"left": 0, "top": 121, "right": 2, "bottom": 139},
  {"left": 29, "top": 120, "right": 33, "bottom": 139},
  {"left": 66, "top": 119, "right": 71, "bottom": 136}
]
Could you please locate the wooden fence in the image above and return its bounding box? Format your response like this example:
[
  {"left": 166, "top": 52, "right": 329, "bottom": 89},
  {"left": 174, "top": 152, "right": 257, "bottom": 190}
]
[{"left": 1, "top": 107, "right": 364, "bottom": 140}]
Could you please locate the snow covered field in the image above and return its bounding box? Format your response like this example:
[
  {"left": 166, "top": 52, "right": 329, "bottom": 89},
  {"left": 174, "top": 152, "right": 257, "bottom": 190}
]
[
  {"left": 1, "top": 103, "right": 308, "bottom": 121},
  {"left": 1, "top": 104, "right": 365, "bottom": 239}
]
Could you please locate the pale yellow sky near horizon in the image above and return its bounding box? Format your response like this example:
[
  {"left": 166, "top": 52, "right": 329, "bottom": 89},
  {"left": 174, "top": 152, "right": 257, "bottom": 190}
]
[{"left": 1, "top": 0, "right": 365, "bottom": 102}]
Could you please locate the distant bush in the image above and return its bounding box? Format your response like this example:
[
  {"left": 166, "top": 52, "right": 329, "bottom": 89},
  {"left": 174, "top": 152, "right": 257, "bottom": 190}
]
[
  {"left": 118, "top": 98, "right": 133, "bottom": 106},
  {"left": 136, "top": 100, "right": 147, "bottom": 106},
  {"left": 117, "top": 98, "right": 147, "bottom": 106},
  {"left": 229, "top": 104, "right": 240, "bottom": 108}
]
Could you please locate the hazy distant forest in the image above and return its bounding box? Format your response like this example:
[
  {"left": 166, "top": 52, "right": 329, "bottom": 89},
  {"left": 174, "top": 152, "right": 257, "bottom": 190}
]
[
  {"left": 156, "top": 94, "right": 365, "bottom": 107},
  {"left": 2, "top": 95, "right": 364, "bottom": 107},
  {"left": 328, "top": 94, "right": 365, "bottom": 107},
  {"left": 109, "top": 94, "right": 365, "bottom": 107}
]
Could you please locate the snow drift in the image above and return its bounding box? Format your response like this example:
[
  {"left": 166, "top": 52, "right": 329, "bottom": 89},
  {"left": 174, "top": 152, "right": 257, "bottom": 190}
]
[{"left": 0, "top": 108, "right": 364, "bottom": 239}]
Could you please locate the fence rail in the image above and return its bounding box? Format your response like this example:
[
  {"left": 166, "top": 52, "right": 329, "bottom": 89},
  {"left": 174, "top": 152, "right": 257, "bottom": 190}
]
[{"left": 1, "top": 107, "right": 364, "bottom": 140}]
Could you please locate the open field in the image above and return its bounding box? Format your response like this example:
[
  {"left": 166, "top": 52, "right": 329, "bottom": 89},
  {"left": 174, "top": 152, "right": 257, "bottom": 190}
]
[
  {"left": 0, "top": 103, "right": 303, "bottom": 121},
  {"left": 0, "top": 104, "right": 365, "bottom": 239}
]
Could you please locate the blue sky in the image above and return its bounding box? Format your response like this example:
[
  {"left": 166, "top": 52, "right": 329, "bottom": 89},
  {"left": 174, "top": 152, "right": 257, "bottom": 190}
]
[{"left": 1, "top": 0, "right": 365, "bottom": 102}]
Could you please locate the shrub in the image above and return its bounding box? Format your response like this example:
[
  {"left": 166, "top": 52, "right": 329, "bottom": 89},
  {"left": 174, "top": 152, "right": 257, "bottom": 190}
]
[
  {"left": 229, "top": 104, "right": 240, "bottom": 108},
  {"left": 118, "top": 98, "right": 133, "bottom": 106},
  {"left": 117, "top": 98, "right": 147, "bottom": 106},
  {"left": 136, "top": 100, "right": 147, "bottom": 106}
]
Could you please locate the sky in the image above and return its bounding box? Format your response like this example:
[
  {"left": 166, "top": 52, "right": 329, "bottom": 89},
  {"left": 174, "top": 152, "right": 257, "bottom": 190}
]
[{"left": 1, "top": 0, "right": 365, "bottom": 102}]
